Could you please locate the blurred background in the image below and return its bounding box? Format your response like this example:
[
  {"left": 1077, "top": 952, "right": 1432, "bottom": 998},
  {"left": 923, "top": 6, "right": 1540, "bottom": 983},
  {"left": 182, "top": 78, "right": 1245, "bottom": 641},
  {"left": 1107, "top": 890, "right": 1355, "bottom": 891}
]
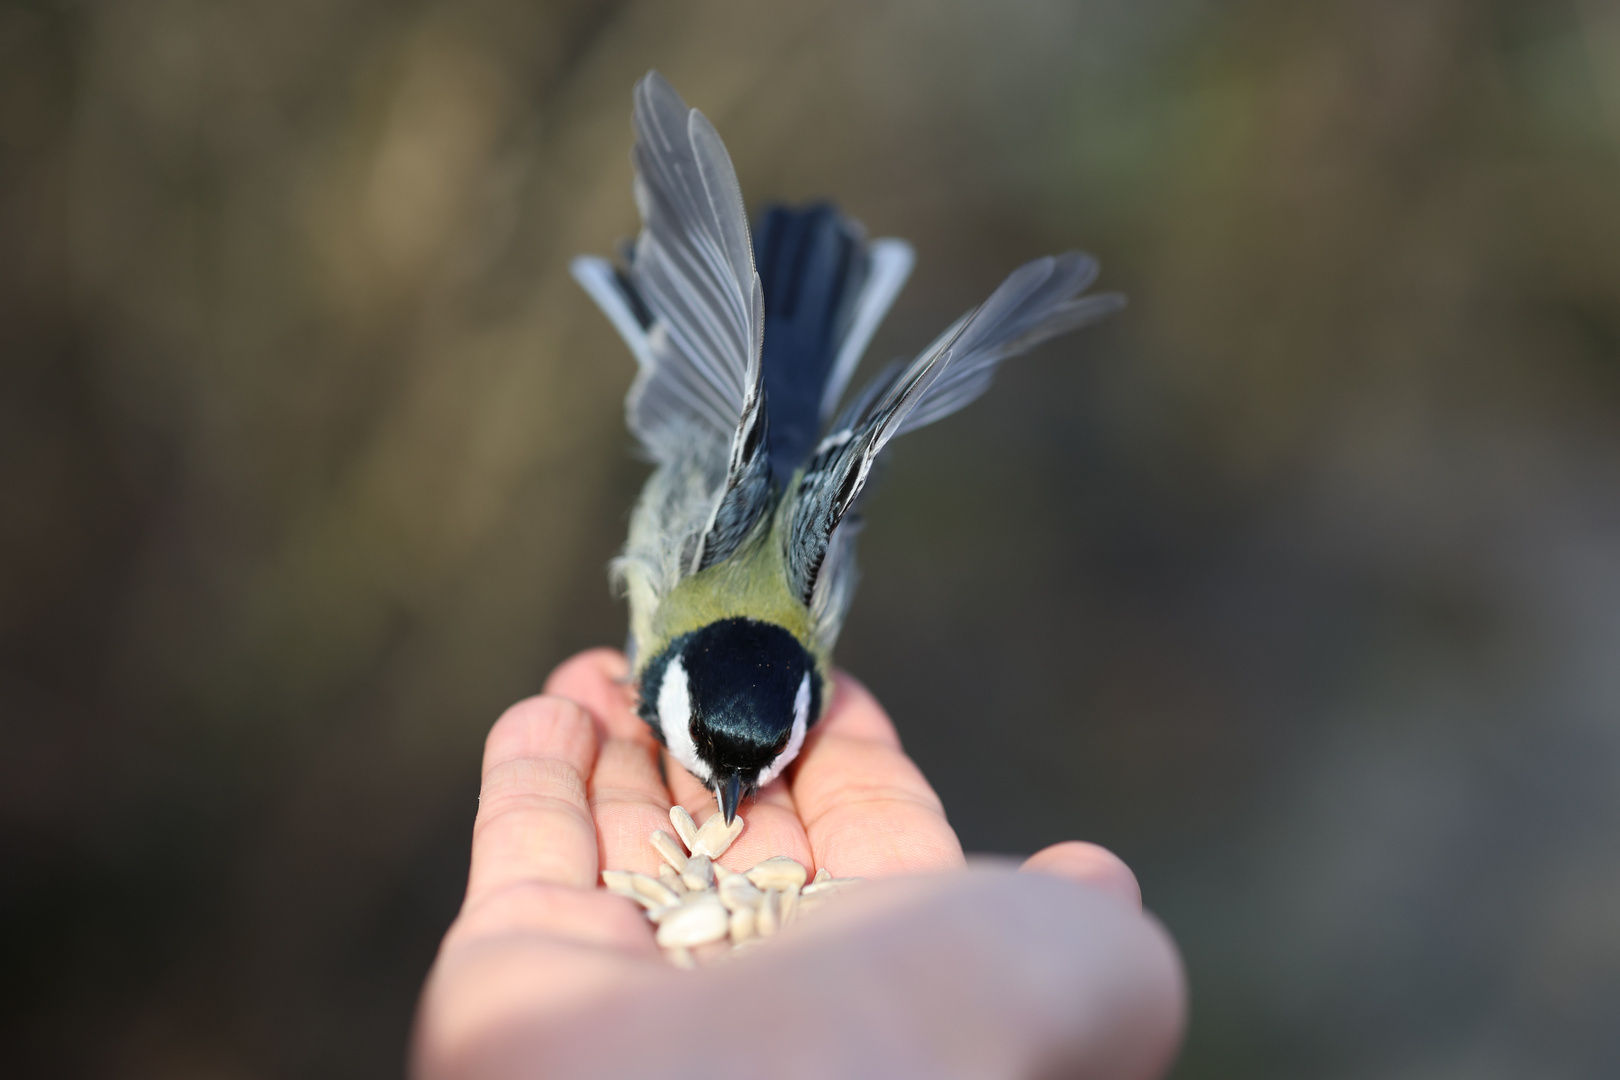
[{"left": 4, "top": 0, "right": 1619, "bottom": 1075}]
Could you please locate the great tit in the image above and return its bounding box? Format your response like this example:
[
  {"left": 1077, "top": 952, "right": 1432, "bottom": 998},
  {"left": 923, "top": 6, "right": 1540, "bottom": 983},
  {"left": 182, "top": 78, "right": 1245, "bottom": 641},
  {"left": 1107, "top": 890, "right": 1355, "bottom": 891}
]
[{"left": 571, "top": 71, "right": 1122, "bottom": 823}]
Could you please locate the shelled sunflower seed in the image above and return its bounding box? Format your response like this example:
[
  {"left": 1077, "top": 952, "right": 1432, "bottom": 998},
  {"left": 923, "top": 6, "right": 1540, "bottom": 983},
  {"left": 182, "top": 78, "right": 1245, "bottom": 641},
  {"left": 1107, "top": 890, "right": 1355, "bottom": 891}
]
[
  {"left": 599, "top": 806, "right": 864, "bottom": 965},
  {"left": 651, "top": 830, "right": 688, "bottom": 872}
]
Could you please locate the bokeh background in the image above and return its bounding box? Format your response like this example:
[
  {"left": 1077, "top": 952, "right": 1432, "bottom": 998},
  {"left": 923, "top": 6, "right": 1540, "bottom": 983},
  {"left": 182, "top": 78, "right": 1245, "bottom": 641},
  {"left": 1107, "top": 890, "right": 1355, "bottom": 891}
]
[{"left": 5, "top": 0, "right": 1620, "bottom": 1075}]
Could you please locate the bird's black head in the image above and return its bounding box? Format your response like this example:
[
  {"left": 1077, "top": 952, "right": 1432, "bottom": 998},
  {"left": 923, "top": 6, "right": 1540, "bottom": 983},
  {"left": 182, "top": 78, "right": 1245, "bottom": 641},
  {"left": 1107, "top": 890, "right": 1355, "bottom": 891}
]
[{"left": 639, "top": 617, "right": 822, "bottom": 822}]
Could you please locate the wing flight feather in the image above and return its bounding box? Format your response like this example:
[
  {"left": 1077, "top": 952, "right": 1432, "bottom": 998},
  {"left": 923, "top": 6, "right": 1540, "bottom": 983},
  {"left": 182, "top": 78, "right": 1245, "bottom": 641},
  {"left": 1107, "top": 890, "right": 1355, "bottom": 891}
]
[
  {"left": 895, "top": 253, "right": 1122, "bottom": 435},
  {"left": 623, "top": 72, "right": 765, "bottom": 466},
  {"left": 788, "top": 251, "right": 1122, "bottom": 611},
  {"left": 818, "top": 238, "right": 915, "bottom": 422},
  {"left": 576, "top": 72, "right": 1124, "bottom": 637},
  {"left": 579, "top": 72, "right": 774, "bottom": 601}
]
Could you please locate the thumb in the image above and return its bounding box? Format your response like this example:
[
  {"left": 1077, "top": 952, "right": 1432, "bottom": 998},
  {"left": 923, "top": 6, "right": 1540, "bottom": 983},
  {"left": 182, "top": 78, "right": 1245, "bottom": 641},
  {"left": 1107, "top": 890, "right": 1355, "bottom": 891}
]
[
  {"left": 1021, "top": 841, "right": 1143, "bottom": 909},
  {"left": 438, "top": 870, "right": 1186, "bottom": 1080},
  {"left": 746, "top": 871, "right": 1184, "bottom": 1079}
]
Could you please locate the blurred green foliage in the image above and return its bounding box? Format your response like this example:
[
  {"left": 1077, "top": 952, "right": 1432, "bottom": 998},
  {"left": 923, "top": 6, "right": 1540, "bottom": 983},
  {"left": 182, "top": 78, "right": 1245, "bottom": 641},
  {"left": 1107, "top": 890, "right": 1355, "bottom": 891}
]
[{"left": 4, "top": 0, "right": 1620, "bottom": 1076}]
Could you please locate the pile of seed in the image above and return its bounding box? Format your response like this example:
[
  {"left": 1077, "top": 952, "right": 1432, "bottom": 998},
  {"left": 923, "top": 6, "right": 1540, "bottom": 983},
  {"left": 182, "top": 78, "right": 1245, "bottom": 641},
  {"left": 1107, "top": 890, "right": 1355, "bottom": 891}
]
[{"left": 601, "top": 805, "right": 861, "bottom": 967}]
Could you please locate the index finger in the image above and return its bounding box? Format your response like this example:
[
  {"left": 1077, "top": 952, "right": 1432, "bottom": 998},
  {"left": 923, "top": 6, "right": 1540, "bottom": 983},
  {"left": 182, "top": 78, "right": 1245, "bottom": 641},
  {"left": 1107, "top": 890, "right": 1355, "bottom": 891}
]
[
  {"left": 543, "top": 650, "right": 676, "bottom": 875},
  {"left": 790, "top": 672, "right": 965, "bottom": 878}
]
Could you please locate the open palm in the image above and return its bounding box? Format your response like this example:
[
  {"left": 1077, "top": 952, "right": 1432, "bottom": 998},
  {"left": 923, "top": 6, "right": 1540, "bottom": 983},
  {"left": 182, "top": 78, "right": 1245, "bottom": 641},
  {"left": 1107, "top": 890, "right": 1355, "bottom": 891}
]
[{"left": 413, "top": 650, "right": 1183, "bottom": 1079}]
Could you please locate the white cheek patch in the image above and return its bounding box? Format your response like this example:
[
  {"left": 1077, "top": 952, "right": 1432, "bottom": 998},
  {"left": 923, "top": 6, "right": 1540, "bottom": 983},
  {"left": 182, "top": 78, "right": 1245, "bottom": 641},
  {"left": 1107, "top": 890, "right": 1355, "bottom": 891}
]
[
  {"left": 657, "top": 656, "right": 710, "bottom": 783},
  {"left": 756, "top": 671, "right": 811, "bottom": 788}
]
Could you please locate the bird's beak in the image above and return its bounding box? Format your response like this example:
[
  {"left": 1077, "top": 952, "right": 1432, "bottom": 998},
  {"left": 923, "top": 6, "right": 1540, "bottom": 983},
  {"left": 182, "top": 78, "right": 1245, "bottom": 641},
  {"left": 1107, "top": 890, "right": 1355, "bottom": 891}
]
[{"left": 717, "top": 772, "right": 743, "bottom": 825}]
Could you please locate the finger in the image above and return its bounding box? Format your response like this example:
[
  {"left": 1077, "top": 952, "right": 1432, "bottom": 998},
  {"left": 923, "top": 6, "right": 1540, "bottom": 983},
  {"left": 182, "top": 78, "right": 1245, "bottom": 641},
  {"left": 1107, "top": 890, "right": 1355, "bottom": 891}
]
[
  {"left": 542, "top": 649, "right": 640, "bottom": 740},
  {"left": 544, "top": 650, "right": 673, "bottom": 875},
  {"left": 465, "top": 696, "right": 600, "bottom": 904},
  {"left": 791, "top": 673, "right": 964, "bottom": 877},
  {"left": 666, "top": 752, "right": 815, "bottom": 873},
  {"left": 446, "top": 880, "right": 658, "bottom": 956},
  {"left": 1021, "top": 841, "right": 1142, "bottom": 909}
]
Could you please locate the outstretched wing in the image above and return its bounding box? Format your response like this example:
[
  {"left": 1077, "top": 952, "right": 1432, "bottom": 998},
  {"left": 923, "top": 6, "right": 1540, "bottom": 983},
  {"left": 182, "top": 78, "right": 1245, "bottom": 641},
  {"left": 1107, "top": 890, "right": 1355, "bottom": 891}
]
[
  {"left": 625, "top": 72, "right": 762, "bottom": 461},
  {"left": 894, "top": 253, "right": 1120, "bottom": 434},
  {"left": 789, "top": 252, "right": 1123, "bottom": 633},
  {"left": 572, "top": 71, "right": 773, "bottom": 579}
]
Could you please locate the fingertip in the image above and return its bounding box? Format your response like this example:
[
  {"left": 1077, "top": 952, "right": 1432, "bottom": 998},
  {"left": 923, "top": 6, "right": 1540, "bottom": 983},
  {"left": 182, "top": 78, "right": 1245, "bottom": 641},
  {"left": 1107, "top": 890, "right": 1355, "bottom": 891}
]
[
  {"left": 484, "top": 695, "right": 598, "bottom": 780},
  {"left": 543, "top": 648, "right": 631, "bottom": 694},
  {"left": 542, "top": 649, "right": 645, "bottom": 741},
  {"left": 1020, "top": 841, "right": 1142, "bottom": 910},
  {"left": 470, "top": 697, "right": 602, "bottom": 898}
]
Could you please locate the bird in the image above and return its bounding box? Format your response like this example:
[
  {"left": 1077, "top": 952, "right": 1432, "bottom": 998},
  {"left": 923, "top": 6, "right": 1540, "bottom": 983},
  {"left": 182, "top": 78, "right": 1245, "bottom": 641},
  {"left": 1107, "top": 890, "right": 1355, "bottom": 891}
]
[{"left": 571, "top": 71, "right": 1122, "bottom": 824}]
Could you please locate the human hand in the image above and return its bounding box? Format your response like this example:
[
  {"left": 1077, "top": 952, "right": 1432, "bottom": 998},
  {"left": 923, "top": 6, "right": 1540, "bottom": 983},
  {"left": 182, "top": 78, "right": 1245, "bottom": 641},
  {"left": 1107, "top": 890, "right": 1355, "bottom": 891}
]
[{"left": 413, "top": 649, "right": 1185, "bottom": 1079}]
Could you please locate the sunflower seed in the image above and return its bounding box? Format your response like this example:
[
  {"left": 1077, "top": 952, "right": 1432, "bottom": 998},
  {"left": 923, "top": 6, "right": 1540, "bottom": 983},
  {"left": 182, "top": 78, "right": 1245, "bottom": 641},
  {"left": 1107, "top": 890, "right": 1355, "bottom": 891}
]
[
  {"left": 745, "top": 856, "right": 807, "bottom": 892},
  {"left": 797, "top": 894, "right": 829, "bottom": 916},
  {"left": 650, "top": 893, "right": 712, "bottom": 922},
  {"left": 692, "top": 811, "right": 745, "bottom": 858},
  {"left": 718, "top": 875, "right": 762, "bottom": 912},
  {"left": 650, "top": 830, "right": 688, "bottom": 873},
  {"left": 681, "top": 853, "right": 715, "bottom": 891},
  {"left": 603, "top": 807, "right": 855, "bottom": 958},
  {"left": 756, "top": 888, "right": 779, "bottom": 938},
  {"left": 779, "top": 884, "right": 800, "bottom": 927},
  {"left": 718, "top": 869, "right": 760, "bottom": 897},
  {"left": 655, "top": 894, "right": 730, "bottom": 948},
  {"left": 627, "top": 872, "right": 680, "bottom": 907},
  {"left": 658, "top": 864, "right": 688, "bottom": 895},
  {"left": 802, "top": 876, "right": 863, "bottom": 897},
  {"left": 668, "top": 805, "right": 699, "bottom": 850},
  {"left": 605, "top": 886, "right": 665, "bottom": 912}
]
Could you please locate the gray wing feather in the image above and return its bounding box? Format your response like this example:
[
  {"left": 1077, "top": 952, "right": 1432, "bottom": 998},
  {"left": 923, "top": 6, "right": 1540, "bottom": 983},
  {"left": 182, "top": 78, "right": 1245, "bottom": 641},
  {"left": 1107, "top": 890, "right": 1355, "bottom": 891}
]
[
  {"left": 895, "top": 252, "right": 1122, "bottom": 435},
  {"left": 808, "top": 515, "right": 862, "bottom": 651},
  {"left": 577, "top": 72, "right": 775, "bottom": 604},
  {"left": 785, "top": 315, "right": 974, "bottom": 604},
  {"left": 570, "top": 255, "right": 655, "bottom": 370},
  {"left": 624, "top": 72, "right": 765, "bottom": 462},
  {"left": 788, "top": 250, "right": 1120, "bottom": 616},
  {"left": 818, "top": 238, "right": 915, "bottom": 421}
]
